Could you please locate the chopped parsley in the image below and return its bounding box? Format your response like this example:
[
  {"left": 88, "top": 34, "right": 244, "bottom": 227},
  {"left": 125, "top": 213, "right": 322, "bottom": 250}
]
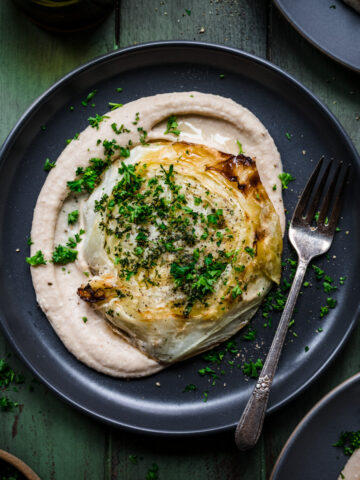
[
  {"left": 66, "top": 229, "right": 85, "bottom": 248},
  {"left": 82, "top": 317, "right": 88, "bottom": 323},
  {"left": 66, "top": 133, "right": 80, "bottom": 144},
  {"left": 68, "top": 158, "right": 111, "bottom": 194},
  {"left": 323, "top": 276, "right": 337, "bottom": 293},
  {"left": 198, "top": 366, "right": 219, "bottom": 381},
  {"left": 82, "top": 90, "right": 97, "bottom": 107},
  {"left": 67, "top": 140, "right": 131, "bottom": 194},
  {"left": 132, "top": 112, "right": 140, "bottom": 125},
  {"left": 219, "top": 73, "right": 225, "bottom": 79},
  {"left": 68, "top": 210, "right": 79, "bottom": 225},
  {"left": 185, "top": 8, "right": 191, "bottom": 16},
  {"left": 237, "top": 140, "right": 244, "bottom": 154},
  {"left": 242, "top": 359, "right": 263, "bottom": 378},
  {"left": 117, "top": 87, "right": 123, "bottom": 92},
  {"left": 108, "top": 102, "right": 123, "bottom": 111},
  {"left": 202, "top": 350, "right": 225, "bottom": 364},
  {"left": 129, "top": 454, "right": 138, "bottom": 464},
  {"left": 320, "top": 306, "right": 329, "bottom": 318},
  {"left": 138, "top": 127, "right": 148, "bottom": 145},
  {"left": 242, "top": 328, "right": 256, "bottom": 341},
  {"left": 183, "top": 383, "right": 197, "bottom": 392},
  {"left": 26, "top": 250, "right": 46, "bottom": 266},
  {"left": 88, "top": 114, "right": 109, "bottom": 129},
  {"left": 43, "top": 158, "right": 55, "bottom": 172},
  {"left": 285, "top": 132, "right": 292, "bottom": 141},
  {"left": 27, "top": 236, "right": 33, "bottom": 246},
  {"left": 312, "top": 265, "right": 324, "bottom": 280},
  {"left": 52, "top": 245, "right": 77, "bottom": 264},
  {"left": 327, "top": 297, "right": 337, "bottom": 309},
  {"left": 0, "top": 359, "right": 25, "bottom": 388},
  {"left": 164, "top": 115, "right": 180, "bottom": 136},
  {"left": 334, "top": 431, "right": 360, "bottom": 456},
  {"left": 0, "top": 396, "right": 18, "bottom": 411},
  {"left": 145, "top": 463, "right": 159, "bottom": 480},
  {"left": 170, "top": 253, "right": 228, "bottom": 316},
  {"left": 111, "top": 122, "right": 130, "bottom": 134},
  {"left": 231, "top": 284, "right": 243, "bottom": 298},
  {"left": 278, "top": 172, "right": 295, "bottom": 189},
  {"left": 244, "top": 246, "right": 255, "bottom": 258}
]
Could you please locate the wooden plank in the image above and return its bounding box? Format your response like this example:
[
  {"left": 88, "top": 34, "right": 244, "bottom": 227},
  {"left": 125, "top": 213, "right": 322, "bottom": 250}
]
[
  {"left": 0, "top": 1, "right": 116, "bottom": 146},
  {"left": 110, "top": 429, "right": 266, "bottom": 480},
  {"left": 0, "top": 1, "right": 114, "bottom": 478},
  {"left": 264, "top": 4, "right": 360, "bottom": 475},
  {"left": 119, "top": 0, "right": 268, "bottom": 58},
  {"left": 0, "top": 339, "right": 108, "bottom": 479}
]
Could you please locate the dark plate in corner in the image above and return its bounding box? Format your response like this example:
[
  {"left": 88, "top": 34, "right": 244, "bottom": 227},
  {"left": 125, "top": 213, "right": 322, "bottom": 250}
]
[
  {"left": 0, "top": 41, "right": 359, "bottom": 435},
  {"left": 274, "top": 0, "right": 360, "bottom": 73},
  {"left": 271, "top": 373, "right": 360, "bottom": 479}
]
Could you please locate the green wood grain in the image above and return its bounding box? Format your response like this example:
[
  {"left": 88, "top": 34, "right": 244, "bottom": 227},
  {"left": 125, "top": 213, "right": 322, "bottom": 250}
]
[
  {"left": 119, "top": 0, "right": 268, "bottom": 57},
  {"left": 0, "top": 1, "right": 115, "bottom": 146},
  {"left": 110, "top": 430, "right": 265, "bottom": 480},
  {"left": 0, "top": 339, "right": 108, "bottom": 479}
]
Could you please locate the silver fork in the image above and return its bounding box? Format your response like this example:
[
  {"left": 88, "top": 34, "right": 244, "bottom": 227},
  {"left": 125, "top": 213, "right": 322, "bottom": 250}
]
[{"left": 234, "top": 158, "right": 350, "bottom": 451}]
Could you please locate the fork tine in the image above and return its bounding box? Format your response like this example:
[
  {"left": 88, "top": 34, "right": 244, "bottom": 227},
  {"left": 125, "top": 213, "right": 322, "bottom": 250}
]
[
  {"left": 318, "top": 162, "right": 342, "bottom": 226},
  {"left": 292, "top": 157, "right": 324, "bottom": 220},
  {"left": 327, "top": 164, "right": 351, "bottom": 231},
  {"left": 305, "top": 160, "right": 333, "bottom": 223}
]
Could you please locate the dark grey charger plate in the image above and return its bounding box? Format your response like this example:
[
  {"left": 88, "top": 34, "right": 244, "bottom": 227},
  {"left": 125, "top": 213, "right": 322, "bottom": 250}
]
[
  {"left": 274, "top": 0, "right": 360, "bottom": 73},
  {"left": 271, "top": 373, "right": 360, "bottom": 479},
  {"left": 0, "top": 42, "right": 359, "bottom": 435}
]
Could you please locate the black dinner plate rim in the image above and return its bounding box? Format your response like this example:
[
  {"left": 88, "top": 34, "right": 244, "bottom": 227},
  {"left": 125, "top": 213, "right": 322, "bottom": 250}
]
[
  {"left": 273, "top": 0, "right": 360, "bottom": 73},
  {"left": 0, "top": 40, "right": 359, "bottom": 436},
  {"left": 270, "top": 372, "right": 360, "bottom": 478}
]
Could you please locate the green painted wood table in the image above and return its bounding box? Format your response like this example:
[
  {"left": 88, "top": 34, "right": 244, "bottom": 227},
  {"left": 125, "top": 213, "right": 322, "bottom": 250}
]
[{"left": 0, "top": 1, "right": 359, "bottom": 479}]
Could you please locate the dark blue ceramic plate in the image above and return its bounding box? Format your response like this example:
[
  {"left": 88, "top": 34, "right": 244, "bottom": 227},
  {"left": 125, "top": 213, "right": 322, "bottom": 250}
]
[
  {"left": 271, "top": 373, "right": 360, "bottom": 479},
  {"left": 274, "top": 0, "right": 360, "bottom": 72},
  {"left": 0, "top": 42, "right": 359, "bottom": 435}
]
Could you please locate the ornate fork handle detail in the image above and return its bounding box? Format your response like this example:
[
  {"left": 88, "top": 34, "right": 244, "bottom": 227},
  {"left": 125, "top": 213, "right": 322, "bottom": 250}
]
[
  {"left": 235, "top": 259, "right": 308, "bottom": 451},
  {"left": 234, "top": 157, "right": 349, "bottom": 451},
  {"left": 255, "top": 375, "right": 272, "bottom": 396}
]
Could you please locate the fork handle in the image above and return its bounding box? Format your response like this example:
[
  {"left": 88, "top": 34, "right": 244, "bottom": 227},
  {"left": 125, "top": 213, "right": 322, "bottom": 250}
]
[{"left": 235, "top": 258, "right": 308, "bottom": 451}]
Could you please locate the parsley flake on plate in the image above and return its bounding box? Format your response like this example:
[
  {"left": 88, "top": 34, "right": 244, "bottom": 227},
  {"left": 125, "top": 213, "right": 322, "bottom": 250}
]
[
  {"left": 183, "top": 384, "right": 197, "bottom": 392},
  {"left": 242, "top": 358, "right": 263, "bottom": 378},
  {"left": 43, "top": 158, "right": 55, "bottom": 172},
  {"left": 26, "top": 250, "right": 46, "bottom": 266},
  {"left": 82, "top": 89, "right": 97, "bottom": 107},
  {"left": 278, "top": 172, "right": 295, "bottom": 189}
]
